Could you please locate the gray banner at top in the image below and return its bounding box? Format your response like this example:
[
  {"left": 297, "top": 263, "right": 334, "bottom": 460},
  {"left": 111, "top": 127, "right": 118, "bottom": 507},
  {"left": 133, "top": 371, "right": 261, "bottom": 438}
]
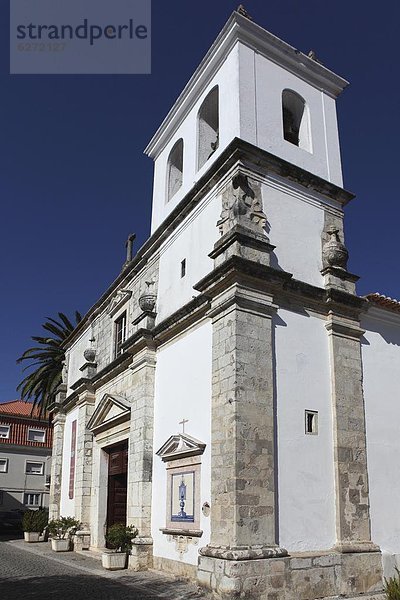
[{"left": 10, "top": 0, "right": 151, "bottom": 74}]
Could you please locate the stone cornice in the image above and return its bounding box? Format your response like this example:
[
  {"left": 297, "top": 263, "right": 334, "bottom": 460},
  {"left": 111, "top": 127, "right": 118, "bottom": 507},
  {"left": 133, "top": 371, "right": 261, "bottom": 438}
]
[
  {"left": 62, "top": 353, "right": 131, "bottom": 410},
  {"left": 209, "top": 225, "right": 275, "bottom": 260},
  {"left": 321, "top": 266, "right": 360, "bottom": 283},
  {"left": 63, "top": 137, "right": 354, "bottom": 350},
  {"left": 145, "top": 11, "right": 348, "bottom": 158},
  {"left": 90, "top": 354, "right": 132, "bottom": 391},
  {"left": 63, "top": 260, "right": 370, "bottom": 403},
  {"left": 121, "top": 328, "right": 156, "bottom": 354},
  {"left": 207, "top": 284, "right": 278, "bottom": 322},
  {"left": 70, "top": 377, "right": 94, "bottom": 392},
  {"left": 152, "top": 294, "right": 210, "bottom": 346},
  {"left": 195, "top": 255, "right": 366, "bottom": 320},
  {"left": 363, "top": 305, "right": 400, "bottom": 328},
  {"left": 195, "top": 255, "right": 293, "bottom": 297},
  {"left": 325, "top": 314, "right": 366, "bottom": 340}
]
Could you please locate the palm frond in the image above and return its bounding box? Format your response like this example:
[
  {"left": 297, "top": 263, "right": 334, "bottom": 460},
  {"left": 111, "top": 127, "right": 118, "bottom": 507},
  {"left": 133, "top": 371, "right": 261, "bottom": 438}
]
[
  {"left": 42, "top": 322, "right": 69, "bottom": 340},
  {"left": 16, "top": 310, "right": 81, "bottom": 417}
]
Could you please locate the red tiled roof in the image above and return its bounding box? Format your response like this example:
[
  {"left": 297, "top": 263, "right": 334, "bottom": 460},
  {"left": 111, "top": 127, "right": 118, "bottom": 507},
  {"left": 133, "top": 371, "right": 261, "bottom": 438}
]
[
  {"left": 0, "top": 401, "right": 52, "bottom": 448},
  {"left": 0, "top": 400, "right": 42, "bottom": 417},
  {"left": 366, "top": 293, "right": 400, "bottom": 313}
]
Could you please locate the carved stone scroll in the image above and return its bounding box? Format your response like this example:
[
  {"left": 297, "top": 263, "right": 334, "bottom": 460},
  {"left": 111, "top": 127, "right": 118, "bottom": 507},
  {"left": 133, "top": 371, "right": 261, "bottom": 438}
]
[{"left": 217, "top": 173, "right": 267, "bottom": 236}]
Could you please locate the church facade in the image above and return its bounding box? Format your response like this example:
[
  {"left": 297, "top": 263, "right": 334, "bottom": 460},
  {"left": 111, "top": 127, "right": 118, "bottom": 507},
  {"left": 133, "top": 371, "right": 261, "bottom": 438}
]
[{"left": 49, "top": 9, "right": 400, "bottom": 599}]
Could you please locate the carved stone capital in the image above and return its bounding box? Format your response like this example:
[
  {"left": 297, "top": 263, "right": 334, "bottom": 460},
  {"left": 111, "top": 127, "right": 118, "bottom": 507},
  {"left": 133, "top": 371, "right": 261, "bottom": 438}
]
[
  {"left": 210, "top": 224, "right": 275, "bottom": 268},
  {"left": 325, "top": 313, "right": 365, "bottom": 340},
  {"left": 79, "top": 361, "right": 97, "bottom": 379},
  {"left": 54, "top": 383, "right": 67, "bottom": 406}
]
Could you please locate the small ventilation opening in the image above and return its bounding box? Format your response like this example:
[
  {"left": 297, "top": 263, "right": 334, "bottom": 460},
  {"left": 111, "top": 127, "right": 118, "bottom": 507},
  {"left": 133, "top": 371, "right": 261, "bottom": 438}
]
[
  {"left": 180, "top": 259, "right": 186, "bottom": 278},
  {"left": 305, "top": 410, "right": 318, "bottom": 435}
]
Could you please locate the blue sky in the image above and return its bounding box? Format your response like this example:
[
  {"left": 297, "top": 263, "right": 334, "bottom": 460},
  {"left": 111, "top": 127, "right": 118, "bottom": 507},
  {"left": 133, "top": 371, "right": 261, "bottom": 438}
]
[{"left": 0, "top": 0, "right": 399, "bottom": 401}]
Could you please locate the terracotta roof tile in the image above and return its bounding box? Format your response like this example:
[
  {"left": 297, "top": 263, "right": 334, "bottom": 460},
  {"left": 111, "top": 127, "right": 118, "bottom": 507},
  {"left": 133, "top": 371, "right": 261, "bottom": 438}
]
[
  {"left": 0, "top": 400, "right": 42, "bottom": 417},
  {"left": 0, "top": 401, "right": 52, "bottom": 448},
  {"left": 365, "top": 293, "right": 400, "bottom": 313}
]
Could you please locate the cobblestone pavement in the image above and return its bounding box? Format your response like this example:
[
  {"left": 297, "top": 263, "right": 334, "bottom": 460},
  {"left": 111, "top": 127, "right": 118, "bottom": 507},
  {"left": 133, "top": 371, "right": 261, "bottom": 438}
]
[{"left": 0, "top": 536, "right": 213, "bottom": 600}]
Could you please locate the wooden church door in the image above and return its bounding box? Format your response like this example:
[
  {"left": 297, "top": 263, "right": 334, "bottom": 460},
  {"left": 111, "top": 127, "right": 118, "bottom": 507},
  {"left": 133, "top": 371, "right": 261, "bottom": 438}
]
[{"left": 106, "top": 442, "right": 128, "bottom": 531}]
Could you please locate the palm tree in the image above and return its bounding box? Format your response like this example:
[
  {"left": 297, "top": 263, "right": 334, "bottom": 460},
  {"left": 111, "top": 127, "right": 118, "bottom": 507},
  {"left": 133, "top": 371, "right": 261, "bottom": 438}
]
[{"left": 17, "top": 311, "right": 82, "bottom": 416}]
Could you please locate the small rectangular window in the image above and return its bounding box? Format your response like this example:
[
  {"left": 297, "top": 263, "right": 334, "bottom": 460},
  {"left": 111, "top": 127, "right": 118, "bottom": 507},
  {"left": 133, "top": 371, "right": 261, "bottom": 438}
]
[
  {"left": 181, "top": 259, "right": 186, "bottom": 278},
  {"left": 26, "top": 461, "right": 44, "bottom": 475},
  {"left": 0, "top": 425, "right": 10, "bottom": 439},
  {"left": 305, "top": 410, "right": 318, "bottom": 435},
  {"left": 27, "top": 429, "right": 46, "bottom": 443},
  {"left": 0, "top": 458, "right": 8, "bottom": 473},
  {"left": 114, "top": 312, "right": 127, "bottom": 358},
  {"left": 24, "top": 493, "right": 41, "bottom": 507}
]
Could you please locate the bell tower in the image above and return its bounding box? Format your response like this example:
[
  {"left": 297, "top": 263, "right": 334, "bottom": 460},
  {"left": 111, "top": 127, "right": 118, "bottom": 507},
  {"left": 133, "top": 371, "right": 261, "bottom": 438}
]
[
  {"left": 145, "top": 6, "right": 355, "bottom": 292},
  {"left": 146, "top": 7, "right": 348, "bottom": 232}
]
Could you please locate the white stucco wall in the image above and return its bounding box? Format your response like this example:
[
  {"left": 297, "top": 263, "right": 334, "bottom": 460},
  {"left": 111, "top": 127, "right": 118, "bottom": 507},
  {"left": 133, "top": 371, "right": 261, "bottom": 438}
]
[
  {"left": 67, "top": 328, "right": 93, "bottom": 393},
  {"left": 157, "top": 191, "right": 220, "bottom": 322},
  {"left": 60, "top": 406, "right": 79, "bottom": 517},
  {"left": 362, "top": 309, "right": 400, "bottom": 573},
  {"left": 157, "top": 173, "right": 329, "bottom": 321},
  {"left": 152, "top": 321, "right": 212, "bottom": 565},
  {"left": 151, "top": 46, "right": 240, "bottom": 233},
  {"left": 263, "top": 180, "right": 326, "bottom": 287},
  {"left": 241, "top": 44, "right": 343, "bottom": 187},
  {"left": 275, "top": 308, "right": 335, "bottom": 551}
]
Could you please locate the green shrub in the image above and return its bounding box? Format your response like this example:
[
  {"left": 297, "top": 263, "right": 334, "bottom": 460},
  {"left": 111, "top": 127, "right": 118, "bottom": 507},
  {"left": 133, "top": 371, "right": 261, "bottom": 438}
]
[
  {"left": 385, "top": 567, "right": 400, "bottom": 600},
  {"left": 48, "top": 516, "right": 81, "bottom": 539},
  {"left": 22, "top": 509, "right": 48, "bottom": 533},
  {"left": 105, "top": 523, "right": 138, "bottom": 553}
]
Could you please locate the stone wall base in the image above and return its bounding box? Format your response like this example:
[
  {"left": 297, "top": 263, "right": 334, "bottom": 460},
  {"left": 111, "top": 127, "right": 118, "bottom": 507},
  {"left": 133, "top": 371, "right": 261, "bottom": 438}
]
[
  {"left": 73, "top": 531, "right": 91, "bottom": 551},
  {"left": 153, "top": 555, "right": 197, "bottom": 580},
  {"left": 197, "top": 550, "right": 383, "bottom": 600},
  {"left": 128, "top": 538, "right": 153, "bottom": 571}
]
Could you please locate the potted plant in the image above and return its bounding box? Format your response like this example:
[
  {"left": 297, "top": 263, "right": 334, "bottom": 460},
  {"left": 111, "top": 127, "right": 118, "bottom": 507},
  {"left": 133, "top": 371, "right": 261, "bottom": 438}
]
[
  {"left": 384, "top": 567, "right": 400, "bottom": 599},
  {"left": 48, "top": 516, "right": 81, "bottom": 552},
  {"left": 102, "top": 523, "right": 138, "bottom": 570},
  {"left": 23, "top": 509, "right": 48, "bottom": 542}
]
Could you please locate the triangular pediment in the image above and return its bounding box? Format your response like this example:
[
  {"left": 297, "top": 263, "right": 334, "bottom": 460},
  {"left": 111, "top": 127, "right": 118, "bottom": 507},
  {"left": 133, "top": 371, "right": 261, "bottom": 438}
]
[
  {"left": 88, "top": 394, "right": 131, "bottom": 435},
  {"left": 107, "top": 289, "right": 132, "bottom": 318},
  {"left": 156, "top": 433, "right": 206, "bottom": 462}
]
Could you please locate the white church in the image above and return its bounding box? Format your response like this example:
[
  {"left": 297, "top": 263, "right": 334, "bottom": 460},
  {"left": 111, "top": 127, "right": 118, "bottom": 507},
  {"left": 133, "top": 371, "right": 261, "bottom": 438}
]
[{"left": 49, "top": 7, "right": 400, "bottom": 599}]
